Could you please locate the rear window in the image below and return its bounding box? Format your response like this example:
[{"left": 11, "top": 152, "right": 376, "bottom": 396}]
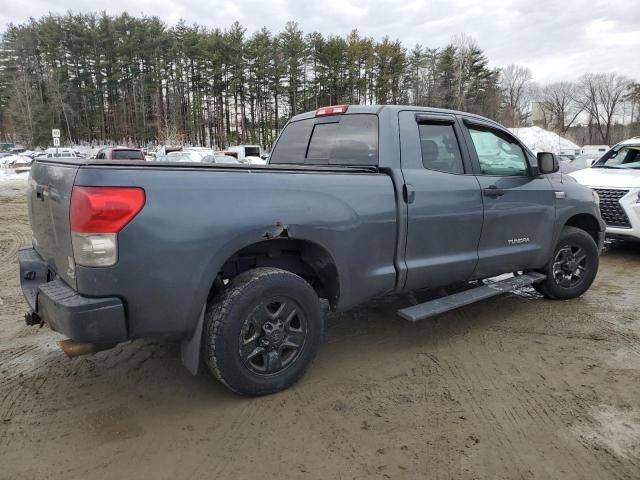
[
  {"left": 270, "top": 114, "right": 378, "bottom": 166},
  {"left": 112, "top": 149, "right": 143, "bottom": 160}
]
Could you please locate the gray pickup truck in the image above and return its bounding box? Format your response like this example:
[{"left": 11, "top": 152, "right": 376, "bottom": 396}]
[{"left": 18, "top": 105, "right": 604, "bottom": 396}]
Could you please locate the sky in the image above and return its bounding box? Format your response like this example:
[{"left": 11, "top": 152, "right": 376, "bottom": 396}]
[{"left": 1, "top": 0, "right": 639, "bottom": 83}]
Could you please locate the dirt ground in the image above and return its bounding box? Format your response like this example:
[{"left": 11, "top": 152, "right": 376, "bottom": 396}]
[{"left": 1, "top": 176, "right": 639, "bottom": 480}]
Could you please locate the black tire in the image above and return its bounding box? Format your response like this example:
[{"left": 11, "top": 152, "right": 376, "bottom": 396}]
[
  {"left": 534, "top": 226, "right": 599, "bottom": 300},
  {"left": 203, "top": 267, "right": 323, "bottom": 396}
]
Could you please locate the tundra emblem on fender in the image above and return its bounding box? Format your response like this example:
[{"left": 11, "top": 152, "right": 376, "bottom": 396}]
[{"left": 508, "top": 237, "right": 531, "bottom": 245}]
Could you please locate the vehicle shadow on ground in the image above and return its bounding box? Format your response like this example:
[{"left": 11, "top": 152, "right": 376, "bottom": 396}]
[{"left": 61, "top": 284, "right": 549, "bottom": 403}]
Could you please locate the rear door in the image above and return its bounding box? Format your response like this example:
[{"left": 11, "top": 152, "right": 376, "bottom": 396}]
[
  {"left": 28, "top": 160, "right": 79, "bottom": 287},
  {"left": 460, "top": 118, "right": 556, "bottom": 278},
  {"left": 399, "top": 111, "right": 484, "bottom": 290}
]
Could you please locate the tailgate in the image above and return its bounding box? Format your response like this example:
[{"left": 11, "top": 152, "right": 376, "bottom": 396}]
[{"left": 28, "top": 160, "right": 79, "bottom": 288}]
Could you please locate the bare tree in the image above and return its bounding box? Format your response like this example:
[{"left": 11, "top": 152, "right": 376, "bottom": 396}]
[
  {"left": 8, "top": 70, "right": 34, "bottom": 146},
  {"left": 576, "top": 73, "right": 632, "bottom": 145},
  {"left": 451, "top": 33, "right": 474, "bottom": 110},
  {"left": 539, "top": 81, "right": 583, "bottom": 134},
  {"left": 500, "top": 64, "right": 534, "bottom": 127},
  {"left": 624, "top": 82, "right": 640, "bottom": 124}
]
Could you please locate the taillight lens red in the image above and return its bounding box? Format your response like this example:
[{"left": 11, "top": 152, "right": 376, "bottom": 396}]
[
  {"left": 316, "top": 104, "right": 348, "bottom": 116},
  {"left": 70, "top": 186, "right": 145, "bottom": 234}
]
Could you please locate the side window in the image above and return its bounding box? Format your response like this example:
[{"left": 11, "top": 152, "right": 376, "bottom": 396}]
[
  {"left": 418, "top": 123, "right": 464, "bottom": 174},
  {"left": 467, "top": 126, "right": 528, "bottom": 176},
  {"left": 269, "top": 120, "right": 314, "bottom": 164}
]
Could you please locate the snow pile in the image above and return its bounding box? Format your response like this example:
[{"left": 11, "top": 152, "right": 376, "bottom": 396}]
[
  {"left": 508, "top": 126, "right": 579, "bottom": 155},
  {"left": 0, "top": 168, "right": 29, "bottom": 183}
]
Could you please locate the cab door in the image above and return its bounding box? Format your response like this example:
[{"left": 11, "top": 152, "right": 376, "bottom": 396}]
[
  {"left": 460, "top": 118, "right": 556, "bottom": 278},
  {"left": 399, "top": 111, "right": 483, "bottom": 291}
]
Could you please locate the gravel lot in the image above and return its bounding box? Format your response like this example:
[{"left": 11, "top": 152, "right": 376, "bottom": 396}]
[{"left": 1, "top": 176, "right": 639, "bottom": 479}]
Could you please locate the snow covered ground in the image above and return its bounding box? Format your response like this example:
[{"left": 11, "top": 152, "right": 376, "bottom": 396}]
[
  {"left": 509, "top": 126, "right": 579, "bottom": 155},
  {"left": 0, "top": 168, "right": 29, "bottom": 184}
]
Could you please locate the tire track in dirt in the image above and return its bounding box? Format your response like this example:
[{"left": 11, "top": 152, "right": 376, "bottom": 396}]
[{"left": 425, "top": 309, "right": 614, "bottom": 480}]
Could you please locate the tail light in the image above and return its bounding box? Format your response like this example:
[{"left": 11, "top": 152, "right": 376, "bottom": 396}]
[
  {"left": 316, "top": 104, "right": 348, "bottom": 117},
  {"left": 70, "top": 186, "right": 145, "bottom": 267}
]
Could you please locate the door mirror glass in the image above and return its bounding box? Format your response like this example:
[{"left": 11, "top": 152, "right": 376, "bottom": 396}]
[{"left": 537, "top": 152, "right": 559, "bottom": 174}]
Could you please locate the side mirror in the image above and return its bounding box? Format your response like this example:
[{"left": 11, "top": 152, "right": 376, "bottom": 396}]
[
  {"left": 584, "top": 158, "right": 594, "bottom": 168},
  {"left": 537, "top": 152, "right": 559, "bottom": 174},
  {"left": 260, "top": 154, "right": 269, "bottom": 160}
]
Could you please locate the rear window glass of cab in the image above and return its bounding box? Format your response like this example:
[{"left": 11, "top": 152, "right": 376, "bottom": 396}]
[{"left": 270, "top": 114, "right": 378, "bottom": 166}]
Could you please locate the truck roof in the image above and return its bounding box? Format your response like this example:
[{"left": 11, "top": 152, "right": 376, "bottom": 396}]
[{"left": 289, "top": 104, "right": 504, "bottom": 129}]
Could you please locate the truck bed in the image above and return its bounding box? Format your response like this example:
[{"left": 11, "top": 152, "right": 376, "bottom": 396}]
[
  {"left": 39, "top": 157, "right": 380, "bottom": 174},
  {"left": 26, "top": 158, "right": 399, "bottom": 342}
]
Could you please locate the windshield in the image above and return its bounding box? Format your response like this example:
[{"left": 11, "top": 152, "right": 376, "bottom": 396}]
[{"left": 593, "top": 145, "right": 640, "bottom": 169}]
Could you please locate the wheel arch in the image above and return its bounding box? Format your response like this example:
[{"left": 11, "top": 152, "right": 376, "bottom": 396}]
[
  {"left": 181, "top": 234, "right": 340, "bottom": 376},
  {"left": 213, "top": 237, "right": 341, "bottom": 309},
  {"left": 564, "top": 213, "right": 602, "bottom": 248}
]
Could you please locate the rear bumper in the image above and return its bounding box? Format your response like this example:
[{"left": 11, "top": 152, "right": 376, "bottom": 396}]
[{"left": 18, "top": 247, "right": 128, "bottom": 344}]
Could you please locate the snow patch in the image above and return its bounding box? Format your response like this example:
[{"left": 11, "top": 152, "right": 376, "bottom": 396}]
[
  {"left": 0, "top": 168, "right": 29, "bottom": 184},
  {"left": 509, "top": 126, "right": 579, "bottom": 155}
]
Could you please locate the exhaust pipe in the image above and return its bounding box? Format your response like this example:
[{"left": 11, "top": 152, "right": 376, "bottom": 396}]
[{"left": 58, "top": 339, "right": 103, "bottom": 358}]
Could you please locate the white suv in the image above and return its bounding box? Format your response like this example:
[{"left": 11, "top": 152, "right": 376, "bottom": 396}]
[{"left": 569, "top": 137, "right": 640, "bottom": 240}]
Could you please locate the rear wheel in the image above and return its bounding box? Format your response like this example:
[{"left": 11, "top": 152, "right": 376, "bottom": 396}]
[
  {"left": 534, "top": 226, "right": 599, "bottom": 299},
  {"left": 203, "top": 268, "right": 324, "bottom": 396}
]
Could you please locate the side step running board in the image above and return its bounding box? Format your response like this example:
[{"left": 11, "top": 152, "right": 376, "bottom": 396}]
[{"left": 397, "top": 272, "right": 547, "bottom": 322}]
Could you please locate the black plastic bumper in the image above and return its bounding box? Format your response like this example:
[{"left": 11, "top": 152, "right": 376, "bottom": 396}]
[
  {"left": 598, "top": 230, "right": 606, "bottom": 252},
  {"left": 18, "top": 247, "right": 128, "bottom": 344}
]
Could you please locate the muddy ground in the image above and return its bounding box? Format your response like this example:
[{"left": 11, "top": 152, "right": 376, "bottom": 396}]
[{"left": 0, "top": 176, "right": 639, "bottom": 480}]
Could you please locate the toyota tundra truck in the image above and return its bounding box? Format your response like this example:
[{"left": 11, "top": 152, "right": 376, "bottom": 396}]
[{"left": 18, "top": 105, "right": 605, "bottom": 396}]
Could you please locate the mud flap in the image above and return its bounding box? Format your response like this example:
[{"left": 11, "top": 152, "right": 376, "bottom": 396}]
[{"left": 180, "top": 306, "right": 205, "bottom": 375}]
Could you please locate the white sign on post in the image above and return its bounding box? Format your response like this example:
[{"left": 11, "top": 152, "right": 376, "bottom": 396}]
[
  {"left": 52, "top": 129, "right": 60, "bottom": 138},
  {"left": 53, "top": 137, "right": 60, "bottom": 147}
]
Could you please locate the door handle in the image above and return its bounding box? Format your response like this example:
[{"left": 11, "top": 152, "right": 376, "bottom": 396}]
[
  {"left": 483, "top": 185, "right": 504, "bottom": 197},
  {"left": 403, "top": 184, "right": 416, "bottom": 204}
]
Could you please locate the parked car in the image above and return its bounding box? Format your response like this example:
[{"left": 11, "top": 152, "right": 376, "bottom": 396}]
[
  {"left": 19, "top": 104, "right": 603, "bottom": 396},
  {"left": 157, "top": 151, "right": 205, "bottom": 162},
  {"left": 225, "top": 144, "right": 267, "bottom": 164},
  {"left": 0, "top": 154, "right": 32, "bottom": 167},
  {"left": 153, "top": 147, "right": 217, "bottom": 162},
  {"left": 581, "top": 145, "right": 610, "bottom": 157},
  {"left": 569, "top": 137, "right": 640, "bottom": 241},
  {"left": 573, "top": 153, "right": 602, "bottom": 168},
  {"left": 201, "top": 153, "right": 240, "bottom": 164},
  {"left": 44, "top": 147, "right": 77, "bottom": 158},
  {"left": 559, "top": 155, "right": 592, "bottom": 174},
  {"left": 94, "top": 147, "right": 145, "bottom": 161},
  {"left": 4, "top": 155, "right": 33, "bottom": 167}
]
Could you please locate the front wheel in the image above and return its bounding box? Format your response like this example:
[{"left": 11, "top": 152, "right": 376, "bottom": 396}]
[
  {"left": 534, "top": 226, "right": 599, "bottom": 300},
  {"left": 203, "top": 268, "right": 324, "bottom": 396}
]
